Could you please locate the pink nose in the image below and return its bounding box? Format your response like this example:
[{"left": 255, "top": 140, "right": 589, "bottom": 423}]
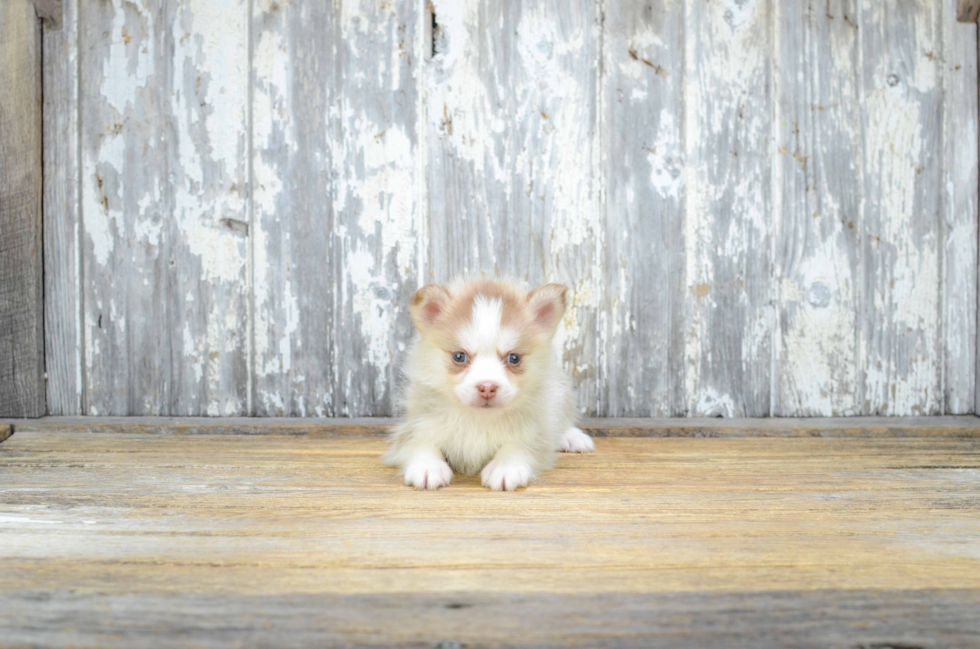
[{"left": 478, "top": 382, "right": 498, "bottom": 400}]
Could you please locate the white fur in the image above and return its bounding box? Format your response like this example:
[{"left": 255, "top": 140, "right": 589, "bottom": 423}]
[
  {"left": 558, "top": 427, "right": 595, "bottom": 453},
  {"left": 384, "top": 281, "right": 593, "bottom": 491}
]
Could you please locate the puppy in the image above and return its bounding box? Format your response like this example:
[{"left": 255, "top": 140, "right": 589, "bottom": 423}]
[{"left": 383, "top": 278, "right": 595, "bottom": 491}]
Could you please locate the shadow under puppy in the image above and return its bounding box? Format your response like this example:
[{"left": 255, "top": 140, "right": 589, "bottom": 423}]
[{"left": 384, "top": 279, "right": 594, "bottom": 491}]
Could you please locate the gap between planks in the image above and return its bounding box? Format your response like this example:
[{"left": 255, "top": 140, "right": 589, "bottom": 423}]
[{"left": 1, "top": 416, "right": 979, "bottom": 440}]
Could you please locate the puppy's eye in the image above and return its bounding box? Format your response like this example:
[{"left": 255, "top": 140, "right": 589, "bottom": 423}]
[
  {"left": 452, "top": 351, "right": 468, "bottom": 364},
  {"left": 506, "top": 353, "right": 521, "bottom": 365}
]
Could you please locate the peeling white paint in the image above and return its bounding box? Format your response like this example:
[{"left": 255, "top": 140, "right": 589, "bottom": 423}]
[
  {"left": 66, "top": 0, "right": 977, "bottom": 417},
  {"left": 861, "top": 6, "right": 942, "bottom": 415},
  {"left": 100, "top": 0, "right": 154, "bottom": 115}
]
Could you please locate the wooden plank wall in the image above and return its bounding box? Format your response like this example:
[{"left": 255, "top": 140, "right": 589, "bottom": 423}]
[
  {"left": 43, "top": 0, "right": 81, "bottom": 416},
  {"left": 0, "top": 0, "right": 44, "bottom": 417},
  {"left": 42, "top": 0, "right": 979, "bottom": 417}
]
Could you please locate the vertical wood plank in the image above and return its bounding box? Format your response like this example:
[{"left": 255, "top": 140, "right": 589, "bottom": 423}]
[
  {"left": 0, "top": 0, "right": 44, "bottom": 417},
  {"left": 772, "top": 1, "right": 862, "bottom": 416},
  {"left": 682, "top": 0, "right": 773, "bottom": 417},
  {"left": 943, "top": 13, "right": 978, "bottom": 414},
  {"left": 170, "top": 0, "right": 251, "bottom": 415},
  {"left": 43, "top": 0, "right": 81, "bottom": 415},
  {"left": 600, "top": 1, "right": 684, "bottom": 416},
  {"left": 859, "top": 0, "right": 944, "bottom": 415},
  {"left": 332, "top": 0, "right": 424, "bottom": 416},
  {"left": 426, "top": 0, "right": 601, "bottom": 413},
  {"left": 251, "top": 0, "right": 334, "bottom": 416},
  {"left": 252, "top": 0, "right": 423, "bottom": 416},
  {"left": 45, "top": 0, "right": 980, "bottom": 418},
  {"left": 80, "top": 0, "right": 250, "bottom": 415}
]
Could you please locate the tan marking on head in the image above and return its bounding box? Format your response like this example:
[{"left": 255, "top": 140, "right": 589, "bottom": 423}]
[{"left": 410, "top": 280, "right": 563, "bottom": 370}]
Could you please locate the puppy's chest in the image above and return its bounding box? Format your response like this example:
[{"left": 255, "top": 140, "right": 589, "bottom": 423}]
[{"left": 439, "top": 418, "right": 526, "bottom": 475}]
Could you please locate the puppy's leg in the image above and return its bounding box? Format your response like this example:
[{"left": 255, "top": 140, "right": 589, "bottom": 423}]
[
  {"left": 401, "top": 447, "right": 454, "bottom": 490},
  {"left": 557, "top": 427, "right": 595, "bottom": 453},
  {"left": 480, "top": 447, "right": 536, "bottom": 492}
]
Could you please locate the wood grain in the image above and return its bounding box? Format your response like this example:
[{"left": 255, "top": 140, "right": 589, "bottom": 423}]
[
  {"left": 1, "top": 589, "right": 978, "bottom": 649},
  {"left": 0, "top": 0, "right": 44, "bottom": 418},
  {"left": 426, "top": 0, "right": 602, "bottom": 414},
  {"left": 682, "top": 0, "right": 772, "bottom": 417},
  {"left": 251, "top": 0, "right": 423, "bottom": 417},
  {"left": 42, "top": 0, "right": 980, "bottom": 417},
  {"left": 860, "top": 0, "right": 944, "bottom": 416},
  {"left": 1, "top": 430, "right": 978, "bottom": 646},
  {"left": 944, "top": 6, "right": 979, "bottom": 413},
  {"left": 959, "top": 0, "right": 980, "bottom": 22},
  {"left": 43, "top": 0, "right": 81, "bottom": 415},
  {"left": 79, "top": 0, "right": 250, "bottom": 416},
  {"left": 31, "top": 0, "right": 62, "bottom": 29},
  {"left": 772, "top": 1, "right": 861, "bottom": 416},
  {"left": 600, "top": 0, "right": 684, "bottom": 417},
  {"left": 5, "top": 415, "right": 980, "bottom": 438}
]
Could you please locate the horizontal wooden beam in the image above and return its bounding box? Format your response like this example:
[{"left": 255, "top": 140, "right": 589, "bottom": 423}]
[{"left": 3, "top": 416, "right": 979, "bottom": 440}]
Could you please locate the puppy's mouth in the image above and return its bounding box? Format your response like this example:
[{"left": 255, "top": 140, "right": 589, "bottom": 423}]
[{"left": 477, "top": 398, "right": 502, "bottom": 409}]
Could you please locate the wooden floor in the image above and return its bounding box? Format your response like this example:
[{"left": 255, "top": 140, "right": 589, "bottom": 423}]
[{"left": 1, "top": 419, "right": 979, "bottom": 648}]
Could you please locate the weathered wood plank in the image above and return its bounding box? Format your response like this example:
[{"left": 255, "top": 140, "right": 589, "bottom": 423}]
[
  {"left": 43, "top": 0, "right": 81, "bottom": 415},
  {"left": 0, "top": 0, "right": 44, "bottom": 418},
  {"left": 79, "top": 0, "right": 250, "bottom": 415},
  {"left": 426, "top": 0, "right": 601, "bottom": 414},
  {"left": 600, "top": 0, "right": 684, "bottom": 416},
  {"left": 5, "top": 416, "right": 980, "bottom": 438},
  {"left": 682, "top": 0, "right": 772, "bottom": 416},
  {"left": 1, "top": 590, "right": 978, "bottom": 649},
  {"left": 943, "top": 11, "right": 979, "bottom": 413},
  {"left": 859, "top": 0, "right": 944, "bottom": 416},
  {"left": 169, "top": 0, "right": 251, "bottom": 415},
  {"left": 250, "top": 0, "right": 337, "bottom": 416},
  {"left": 252, "top": 0, "right": 423, "bottom": 417},
  {"left": 329, "top": 0, "right": 423, "bottom": 417},
  {"left": 772, "top": 2, "right": 861, "bottom": 416},
  {"left": 1, "top": 431, "right": 979, "bottom": 646},
  {"left": 958, "top": 0, "right": 980, "bottom": 23},
  {"left": 40, "top": 0, "right": 980, "bottom": 418}
]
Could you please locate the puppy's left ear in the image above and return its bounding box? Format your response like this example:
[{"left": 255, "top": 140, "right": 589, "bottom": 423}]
[{"left": 527, "top": 283, "right": 569, "bottom": 336}]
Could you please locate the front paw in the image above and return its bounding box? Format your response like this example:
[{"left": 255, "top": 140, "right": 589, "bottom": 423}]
[
  {"left": 558, "top": 427, "right": 595, "bottom": 453},
  {"left": 403, "top": 458, "right": 454, "bottom": 490},
  {"left": 480, "top": 458, "right": 534, "bottom": 491}
]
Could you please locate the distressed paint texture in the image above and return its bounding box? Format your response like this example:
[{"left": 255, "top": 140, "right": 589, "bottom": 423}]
[
  {"left": 600, "top": 0, "right": 685, "bottom": 416},
  {"left": 427, "top": 0, "right": 602, "bottom": 413},
  {"left": 252, "top": 0, "right": 422, "bottom": 416},
  {"left": 772, "top": 0, "right": 862, "bottom": 416},
  {"left": 942, "top": 3, "right": 979, "bottom": 414},
  {"left": 683, "top": 0, "right": 773, "bottom": 417},
  {"left": 44, "top": 0, "right": 980, "bottom": 416},
  {"left": 859, "top": 0, "right": 944, "bottom": 415},
  {"left": 79, "top": 0, "right": 249, "bottom": 415}
]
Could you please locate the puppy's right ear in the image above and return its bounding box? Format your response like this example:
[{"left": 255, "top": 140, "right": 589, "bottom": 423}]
[{"left": 409, "top": 284, "right": 450, "bottom": 332}]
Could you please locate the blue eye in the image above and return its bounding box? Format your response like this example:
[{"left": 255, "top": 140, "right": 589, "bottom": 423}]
[
  {"left": 506, "top": 353, "right": 521, "bottom": 365},
  {"left": 452, "top": 351, "right": 468, "bottom": 364}
]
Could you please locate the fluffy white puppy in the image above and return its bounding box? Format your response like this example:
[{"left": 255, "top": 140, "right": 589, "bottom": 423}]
[{"left": 383, "top": 278, "right": 594, "bottom": 491}]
